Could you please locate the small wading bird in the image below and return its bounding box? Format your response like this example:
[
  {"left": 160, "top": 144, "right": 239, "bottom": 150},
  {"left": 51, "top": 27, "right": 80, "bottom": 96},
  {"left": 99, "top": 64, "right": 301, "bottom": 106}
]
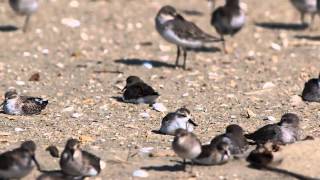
[
  {"left": 172, "top": 129, "right": 201, "bottom": 172},
  {"left": 1, "top": 89, "right": 48, "bottom": 115},
  {"left": 210, "top": 0, "right": 246, "bottom": 52},
  {"left": 122, "top": 76, "right": 159, "bottom": 105},
  {"left": 245, "top": 113, "right": 301, "bottom": 145},
  {"left": 290, "top": 0, "right": 318, "bottom": 28},
  {"left": 0, "top": 140, "right": 41, "bottom": 179},
  {"left": 155, "top": 5, "right": 220, "bottom": 70},
  {"left": 159, "top": 107, "right": 197, "bottom": 135},
  {"left": 301, "top": 73, "right": 320, "bottom": 102},
  {"left": 9, "top": 0, "right": 39, "bottom": 32}
]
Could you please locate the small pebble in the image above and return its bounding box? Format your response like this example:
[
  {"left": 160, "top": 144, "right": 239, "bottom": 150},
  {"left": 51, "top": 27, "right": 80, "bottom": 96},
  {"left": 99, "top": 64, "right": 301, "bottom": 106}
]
[{"left": 133, "top": 169, "right": 149, "bottom": 178}]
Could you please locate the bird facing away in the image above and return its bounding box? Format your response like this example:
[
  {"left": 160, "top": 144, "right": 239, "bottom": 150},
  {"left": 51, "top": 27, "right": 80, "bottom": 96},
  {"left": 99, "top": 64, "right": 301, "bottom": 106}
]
[
  {"left": 245, "top": 113, "right": 301, "bottom": 145},
  {"left": 9, "top": 0, "right": 38, "bottom": 32},
  {"left": 192, "top": 142, "right": 231, "bottom": 166},
  {"left": 210, "top": 124, "right": 249, "bottom": 158},
  {"left": 302, "top": 74, "right": 320, "bottom": 102},
  {"left": 155, "top": 5, "right": 220, "bottom": 70},
  {"left": 122, "top": 76, "right": 159, "bottom": 105},
  {"left": 246, "top": 142, "right": 283, "bottom": 168},
  {"left": 2, "top": 89, "right": 48, "bottom": 115},
  {"left": 159, "top": 107, "right": 198, "bottom": 135},
  {"left": 172, "top": 129, "right": 201, "bottom": 171},
  {"left": 290, "top": 0, "right": 317, "bottom": 28},
  {"left": 211, "top": 0, "right": 245, "bottom": 52},
  {"left": 60, "top": 139, "right": 106, "bottom": 178},
  {"left": 0, "top": 140, "right": 40, "bottom": 179}
]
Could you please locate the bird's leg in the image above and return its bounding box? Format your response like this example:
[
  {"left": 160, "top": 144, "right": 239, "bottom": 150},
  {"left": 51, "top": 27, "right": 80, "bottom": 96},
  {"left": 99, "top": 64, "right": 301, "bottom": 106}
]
[
  {"left": 22, "top": 15, "right": 31, "bottom": 33},
  {"left": 310, "top": 13, "right": 316, "bottom": 30},
  {"left": 300, "top": 12, "right": 306, "bottom": 26},
  {"left": 190, "top": 160, "right": 194, "bottom": 174},
  {"left": 183, "top": 158, "right": 187, "bottom": 172},
  {"left": 175, "top": 46, "right": 181, "bottom": 67},
  {"left": 220, "top": 35, "right": 228, "bottom": 53},
  {"left": 182, "top": 48, "right": 187, "bottom": 70}
]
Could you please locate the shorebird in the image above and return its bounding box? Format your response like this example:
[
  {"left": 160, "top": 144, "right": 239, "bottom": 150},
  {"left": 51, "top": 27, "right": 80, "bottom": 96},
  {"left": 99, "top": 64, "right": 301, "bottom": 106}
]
[
  {"left": 159, "top": 107, "right": 197, "bottom": 135},
  {"left": 245, "top": 113, "right": 301, "bottom": 145},
  {"left": 302, "top": 73, "right": 320, "bottom": 102},
  {"left": 192, "top": 142, "right": 230, "bottom": 165},
  {"left": 9, "top": 0, "right": 39, "bottom": 32},
  {"left": 155, "top": 5, "right": 220, "bottom": 70},
  {"left": 60, "top": 139, "right": 106, "bottom": 178},
  {"left": 290, "top": 0, "right": 317, "bottom": 28},
  {"left": 211, "top": 124, "right": 249, "bottom": 158},
  {"left": 122, "top": 76, "right": 159, "bottom": 104},
  {"left": 0, "top": 140, "right": 40, "bottom": 179},
  {"left": 211, "top": 0, "right": 245, "bottom": 52},
  {"left": 172, "top": 129, "right": 201, "bottom": 171},
  {"left": 1, "top": 89, "right": 48, "bottom": 115}
]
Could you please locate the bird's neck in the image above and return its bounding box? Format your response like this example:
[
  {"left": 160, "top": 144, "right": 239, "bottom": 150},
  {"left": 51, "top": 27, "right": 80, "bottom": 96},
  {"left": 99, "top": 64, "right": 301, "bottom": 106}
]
[{"left": 226, "top": 0, "right": 240, "bottom": 8}]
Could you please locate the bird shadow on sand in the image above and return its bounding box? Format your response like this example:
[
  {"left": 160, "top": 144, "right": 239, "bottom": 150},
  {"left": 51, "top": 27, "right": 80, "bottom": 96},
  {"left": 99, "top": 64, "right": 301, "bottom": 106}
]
[
  {"left": 294, "top": 35, "right": 320, "bottom": 41},
  {"left": 0, "top": 25, "right": 18, "bottom": 32},
  {"left": 114, "top": 58, "right": 176, "bottom": 68},
  {"left": 255, "top": 22, "right": 308, "bottom": 31},
  {"left": 141, "top": 164, "right": 186, "bottom": 172},
  {"left": 248, "top": 165, "right": 319, "bottom": 180},
  {"left": 187, "top": 46, "right": 221, "bottom": 53},
  {"left": 38, "top": 170, "right": 84, "bottom": 180}
]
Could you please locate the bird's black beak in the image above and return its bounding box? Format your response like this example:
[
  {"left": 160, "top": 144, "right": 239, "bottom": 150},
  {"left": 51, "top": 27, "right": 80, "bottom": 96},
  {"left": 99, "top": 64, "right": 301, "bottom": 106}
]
[
  {"left": 121, "top": 86, "right": 127, "bottom": 92},
  {"left": 188, "top": 119, "right": 198, "bottom": 127}
]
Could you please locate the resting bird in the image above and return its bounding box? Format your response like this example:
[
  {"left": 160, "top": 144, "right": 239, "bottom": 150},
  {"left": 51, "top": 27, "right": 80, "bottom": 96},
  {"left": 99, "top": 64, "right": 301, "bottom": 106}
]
[
  {"left": 245, "top": 113, "right": 301, "bottom": 145},
  {"left": 0, "top": 140, "right": 40, "bottom": 179},
  {"left": 155, "top": 5, "right": 220, "bottom": 70},
  {"left": 211, "top": 124, "right": 249, "bottom": 158},
  {"left": 301, "top": 74, "right": 320, "bottom": 102},
  {"left": 59, "top": 139, "right": 106, "bottom": 178},
  {"left": 122, "top": 76, "right": 159, "bottom": 104},
  {"left": 2, "top": 89, "right": 48, "bottom": 115},
  {"left": 159, "top": 107, "right": 197, "bottom": 135}
]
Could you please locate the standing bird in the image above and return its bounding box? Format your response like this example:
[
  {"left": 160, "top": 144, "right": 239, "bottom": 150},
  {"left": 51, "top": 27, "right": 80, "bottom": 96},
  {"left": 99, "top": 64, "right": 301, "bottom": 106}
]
[
  {"left": 1, "top": 89, "right": 48, "bottom": 115},
  {"left": 155, "top": 5, "right": 220, "bottom": 70},
  {"left": 211, "top": 0, "right": 245, "bottom": 52},
  {"left": 159, "top": 107, "right": 197, "bottom": 135},
  {"left": 290, "top": 0, "right": 317, "bottom": 28},
  {"left": 122, "top": 76, "right": 159, "bottom": 105},
  {"left": 9, "top": 0, "right": 39, "bottom": 32},
  {"left": 210, "top": 124, "right": 249, "bottom": 158},
  {"left": 172, "top": 129, "right": 201, "bottom": 171},
  {"left": 60, "top": 139, "right": 106, "bottom": 178},
  {"left": 0, "top": 140, "right": 40, "bottom": 179},
  {"left": 301, "top": 74, "right": 320, "bottom": 102},
  {"left": 245, "top": 113, "right": 301, "bottom": 145}
]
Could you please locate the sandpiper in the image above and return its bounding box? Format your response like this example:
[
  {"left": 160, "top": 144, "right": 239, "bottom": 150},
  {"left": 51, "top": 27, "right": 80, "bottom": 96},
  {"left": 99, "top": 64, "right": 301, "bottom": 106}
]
[
  {"left": 211, "top": 0, "right": 245, "bottom": 52},
  {"left": 122, "top": 76, "right": 159, "bottom": 105},
  {"left": 172, "top": 129, "right": 201, "bottom": 172},
  {"left": 1, "top": 89, "right": 48, "bottom": 115},
  {"left": 302, "top": 74, "right": 320, "bottom": 102},
  {"left": 155, "top": 5, "right": 220, "bottom": 70},
  {"left": 245, "top": 113, "right": 301, "bottom": 145},
  {"left": 246, "top": 142, "right": 283, "bottom": 168},
  {"left": 211, "top": 124, "right": 249, "bottom": 157},
  {"left": 9, "top": 0, "right": 38, "bottom": 32},
  {"left": 60, "top": 139, "right": 106, "bottom": 178},
  {"left": 290, "top": 0, "right": 317, "bottom": 28},
  {"left": 0, "top": 140, "right": 40, "bottom": 179},
  {"left": 192, "top": 142, "right": 230, "bottom": 165},
  {"left": 159, "top": 107, "right": 197, "bottom": 135}
]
